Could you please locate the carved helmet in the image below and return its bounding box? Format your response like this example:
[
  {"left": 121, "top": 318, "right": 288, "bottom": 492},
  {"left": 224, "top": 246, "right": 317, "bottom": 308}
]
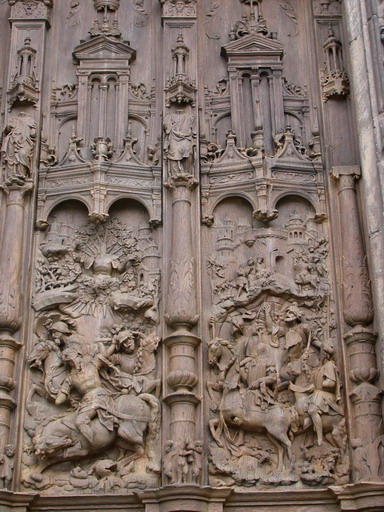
[{"left": 50, "top": 321, "right": 71, "bottom": 334}]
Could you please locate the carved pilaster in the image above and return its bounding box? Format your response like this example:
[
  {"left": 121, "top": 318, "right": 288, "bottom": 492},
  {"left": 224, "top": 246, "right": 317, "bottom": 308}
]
[
  {"left": 0, "top": 183, "right": 31, "bottom": 452},
  {"left": 163, "top": 176, "right": 201, "bottom": 473},
  {"left": 161, "top": 9, "right": 201, "bottom": 485},
  {"left": 165, "top": 177, "right": 198, "bottom": 328}
]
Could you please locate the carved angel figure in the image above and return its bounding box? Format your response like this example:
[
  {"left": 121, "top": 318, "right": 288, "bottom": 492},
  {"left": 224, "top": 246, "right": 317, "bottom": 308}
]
[{"left": 1, "top": 112, "right": 37, "bottom": 184}]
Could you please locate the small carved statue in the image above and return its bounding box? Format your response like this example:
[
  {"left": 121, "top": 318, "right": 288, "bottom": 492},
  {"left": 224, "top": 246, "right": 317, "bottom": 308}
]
[
  {"left": 0, "top": 445, "right": 15, "bottom": 489},
  {"left": 1, "top": 112, "right": 37, "bottom": 185},
  {"left": 163, "top": 109, "right": 196, "bottom": 176}
]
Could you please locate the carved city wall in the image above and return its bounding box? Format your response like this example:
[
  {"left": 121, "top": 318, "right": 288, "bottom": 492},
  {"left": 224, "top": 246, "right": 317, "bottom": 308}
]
[{"left": 0, "top": 0, "right": 383, "bottom": 511}]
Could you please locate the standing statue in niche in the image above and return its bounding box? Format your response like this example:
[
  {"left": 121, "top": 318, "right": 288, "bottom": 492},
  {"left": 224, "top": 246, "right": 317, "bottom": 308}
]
[
  {"left": 164, "top": 109, "right": 196, "bottom": 176},
  {"left": 1, "top": 112, "right": 37, "bottom": 185}
]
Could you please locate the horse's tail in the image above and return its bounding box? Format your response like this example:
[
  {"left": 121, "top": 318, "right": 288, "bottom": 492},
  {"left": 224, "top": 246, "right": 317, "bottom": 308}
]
[{"left": 139, "top": 393, "right": 161, "bottom": 473}]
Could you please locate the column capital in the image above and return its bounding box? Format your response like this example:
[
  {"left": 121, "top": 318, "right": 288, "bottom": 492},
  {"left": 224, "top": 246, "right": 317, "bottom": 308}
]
[{"left": 331, "top": 165, "right": 361, "bottom": 180}]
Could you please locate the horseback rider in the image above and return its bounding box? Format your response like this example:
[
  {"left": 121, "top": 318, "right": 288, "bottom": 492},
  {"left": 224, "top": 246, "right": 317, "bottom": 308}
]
[{"left": 55, "top": 342, "right": 118, "bottom": 445}]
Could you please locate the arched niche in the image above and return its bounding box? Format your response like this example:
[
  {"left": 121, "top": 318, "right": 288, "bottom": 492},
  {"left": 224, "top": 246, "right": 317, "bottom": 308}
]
[
  {"left": 271, "top": 194, "right": 316, "bottom": 232},
  {"left": 45, "top": 199, "right": 89, "bottom": 246},
  {"left": 209, "top": 196, "right": 258, "bottom": 269},
  {"left": 213, "top": 196, "right": 254, "bottom": 231},
  {"left": 108, "top": 198, "right": 153, "bottom": 240},
  {"left": 213, "top": 112, "right": 231, "bottom": 149},
  {"left": 57, "top": 117, "right": 76, "bottom": 163},
  {"left": 128, "top": 116, "right": 148, "bottom": 163}
]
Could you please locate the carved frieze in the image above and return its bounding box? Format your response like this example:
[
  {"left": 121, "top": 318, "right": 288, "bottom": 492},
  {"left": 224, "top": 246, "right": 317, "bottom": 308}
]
[
  {"left": 313, "top": 0, "right": 341, "bottom": 16},
  {"left": 159, "top": 0, "right": 196, "bottom": 18},
  {"left": 9, "top": 0, "right": 52, "bottom": 20},
  {"left": 0, "top": 0, "right": 381, "bottom": 503}
]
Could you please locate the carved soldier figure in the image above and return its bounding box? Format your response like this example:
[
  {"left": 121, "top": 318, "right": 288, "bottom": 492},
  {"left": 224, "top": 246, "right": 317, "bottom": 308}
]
[
  {"left": 307, "top": 348, "right": 343, "bottom": 446},
  {"left": 55, "top": 345, "right": 117, "bottom": 444},
  {"left": 103, "top": 329, "right": 160, "bottom": 395},
  {"left": 278, "top": 303, "right": 319, "bottom": 386},
  {"left": 1, "top": 112, "right": 37, "bottom": 184}
]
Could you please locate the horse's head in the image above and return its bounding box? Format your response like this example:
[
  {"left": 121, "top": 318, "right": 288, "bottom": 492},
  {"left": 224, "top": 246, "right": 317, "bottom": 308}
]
[
  {"left": 34, "top": 434, "right": 74, "bottom": 458},
  {"left": 33, "top": 422, "right": 75, "bottom": 458},
  {"left": 208, "top": 337, "right": 224, "bottom": 367}
]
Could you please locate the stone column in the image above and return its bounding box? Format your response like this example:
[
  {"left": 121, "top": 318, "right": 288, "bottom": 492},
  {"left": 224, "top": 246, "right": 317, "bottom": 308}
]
[
  {"left": 332, "top": 165, "right": 382, "bottom": 481},
  {"left": 342, "top": 0, "right": 384, "bottom": 352},
  {"left": 165, "top": 175, "right": 200, "bottom": 441},
  {"left": 0, "top": 183, "right": 32, "bottom": 449},
  {"left": 160, "top": 0, "right": 202, "bottom": 486}
]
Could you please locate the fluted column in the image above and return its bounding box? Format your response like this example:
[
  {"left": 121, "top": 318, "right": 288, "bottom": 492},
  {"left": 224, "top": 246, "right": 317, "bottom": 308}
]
[{"left": 332, "top": 165, "right": 382, "bottom": 481}]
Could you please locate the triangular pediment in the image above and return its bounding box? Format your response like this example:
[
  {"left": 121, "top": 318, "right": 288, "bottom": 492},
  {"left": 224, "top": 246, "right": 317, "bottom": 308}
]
[
  {"left": 73, "top": 36, "right": 136, "bottom": 65},
  {"left": 222, "top": 33, "right": 283, "bottom": 60}
]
